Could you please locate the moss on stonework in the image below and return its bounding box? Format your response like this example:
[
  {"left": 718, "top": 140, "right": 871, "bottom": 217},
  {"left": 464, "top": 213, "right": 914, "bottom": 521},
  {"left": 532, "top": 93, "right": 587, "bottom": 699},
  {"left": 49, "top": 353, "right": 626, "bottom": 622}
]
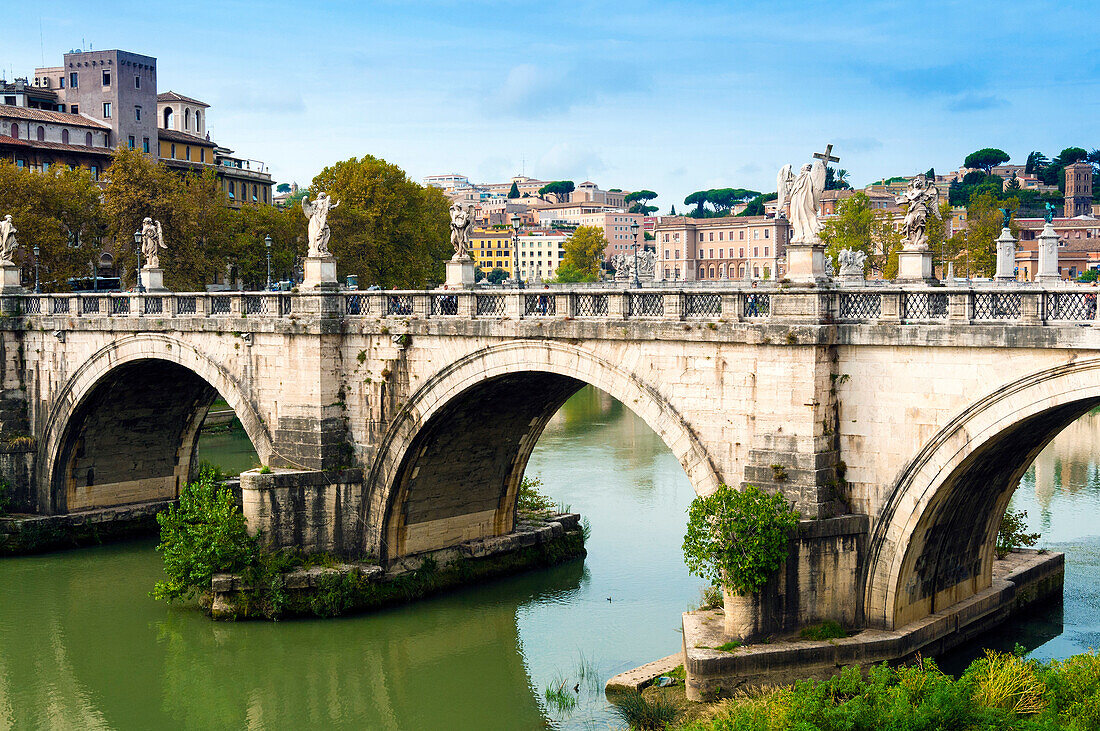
[
  {"left": 214, "top": 529, "right": 587, "bottom": 621},
  {"left": 1, "top": 514, "right": 160, "bottom": 556}
]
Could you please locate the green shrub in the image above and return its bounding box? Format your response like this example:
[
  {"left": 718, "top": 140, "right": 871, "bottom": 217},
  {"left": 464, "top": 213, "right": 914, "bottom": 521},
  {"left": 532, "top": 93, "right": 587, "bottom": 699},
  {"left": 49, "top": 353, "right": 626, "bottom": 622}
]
[
  {"left": 152, "top": 466, "right": 256, "bottom": 602},
  {"left": 997, "top": 508, "right": 1040, "bottom": 559},
  {"left": 799, "top": 620, "right": 847, "bottom": 641},
  {"left": 965, "top": 650, "right": 1045, "bottom": 715},
  {"left": 0, "top": 478, "right": 12, "bottom": 517},
  {"left": 517, "top": 475, "right": 554, "bottom": 514},
  {"left": 682, "top": 484, "right": 799, "bottom": 596}
]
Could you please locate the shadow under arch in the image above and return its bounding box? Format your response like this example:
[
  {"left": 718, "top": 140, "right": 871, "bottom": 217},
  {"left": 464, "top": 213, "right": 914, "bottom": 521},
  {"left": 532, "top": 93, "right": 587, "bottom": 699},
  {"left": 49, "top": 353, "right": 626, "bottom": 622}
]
[
  {"left": 864, "top": 357, "right": 1100, "bottom": 630},
  {"left": 365, "top": 340, "right": 720, "bottom": 561},
  {"left": 38, "top": 333, "right": 272, "bottom": 513}
]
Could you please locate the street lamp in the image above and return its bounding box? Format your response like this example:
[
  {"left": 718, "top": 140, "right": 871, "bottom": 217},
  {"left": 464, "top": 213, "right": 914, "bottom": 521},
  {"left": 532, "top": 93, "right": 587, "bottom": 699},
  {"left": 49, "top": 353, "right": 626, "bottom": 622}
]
[
  {"left": 630, "top": 219, "right": 641, "bottom": 288},
  {"left": 133, "top": 230, "right": 144, "bottom": 293},
  {"left": 264, "top": 235, "right": 273, "bottom": 290},
  {"left": 32, "top": 245, "right": 40, "bottom": 293},
  {"left": 510, "top": 213, "right": 523, "bottom": 289}
]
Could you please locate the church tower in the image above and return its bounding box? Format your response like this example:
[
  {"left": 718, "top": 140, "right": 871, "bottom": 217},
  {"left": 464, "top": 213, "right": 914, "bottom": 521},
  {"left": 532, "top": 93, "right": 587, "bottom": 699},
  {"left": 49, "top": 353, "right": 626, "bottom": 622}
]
[{"left": 1064, "top": 161, "right": 1093, "bottom": 218}]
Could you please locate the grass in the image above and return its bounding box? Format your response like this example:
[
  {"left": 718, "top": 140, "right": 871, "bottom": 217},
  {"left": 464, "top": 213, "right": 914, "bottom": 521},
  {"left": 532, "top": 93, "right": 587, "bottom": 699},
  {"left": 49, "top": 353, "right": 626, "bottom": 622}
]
[
  {"left": 715, "top": 641, "right": 741, "bottom": 652},
  {"left": 798, "top": 620, "right": 848, "bottom": 641},
  {"left": 610, "top": 690, "right": 681, "bottom": 730}
]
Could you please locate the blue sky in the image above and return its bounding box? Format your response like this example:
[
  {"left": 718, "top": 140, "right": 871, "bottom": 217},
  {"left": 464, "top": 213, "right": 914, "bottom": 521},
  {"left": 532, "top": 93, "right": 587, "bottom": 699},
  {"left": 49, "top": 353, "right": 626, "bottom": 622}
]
[{"left": 6, "top": 1, "right": 1099, "bottom": 208}]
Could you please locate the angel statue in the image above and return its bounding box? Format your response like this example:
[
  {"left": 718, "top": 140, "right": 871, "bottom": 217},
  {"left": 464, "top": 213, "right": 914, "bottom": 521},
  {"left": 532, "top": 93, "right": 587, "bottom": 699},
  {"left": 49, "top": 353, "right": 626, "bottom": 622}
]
[
  {"left": 776, "top": 157, "right": 827, "bottom": 245},
  {"left": 449, "top": 202, "right": 474, "bottom": 259},
  {"left": 896, "top": 174, "right": 941, "bottom": 251},
  {"left": 140, "top": 217, "right": 167, "bottom": 269},
  {"left": 0, "top": 215, "right": 18, "bottom": 266},
  {"left": 302, "top": 192, "right": 340, "bottom": 258},
  {"left": 837, "top": 248, "right": 867, "bottom": 277}
]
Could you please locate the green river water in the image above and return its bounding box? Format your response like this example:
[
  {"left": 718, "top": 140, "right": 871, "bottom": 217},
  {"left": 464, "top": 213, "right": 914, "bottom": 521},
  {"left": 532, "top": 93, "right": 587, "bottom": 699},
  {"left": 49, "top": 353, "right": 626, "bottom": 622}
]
[{"left": 1, "top": 388, "right": 1098, "bottom": 729}]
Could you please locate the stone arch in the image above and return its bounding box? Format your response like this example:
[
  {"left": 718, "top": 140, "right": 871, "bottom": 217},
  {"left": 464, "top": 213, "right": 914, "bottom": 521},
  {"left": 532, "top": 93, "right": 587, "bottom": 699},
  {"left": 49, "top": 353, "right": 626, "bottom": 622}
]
[
  {"left": 365, "top": 340, "right": 720, "bottom": 561},
  {"left": 864, "top": 357, "right": 1100, "bottom": 630},
  {"left": 38, "top": 333, "right": 272, "bottom": 513}
]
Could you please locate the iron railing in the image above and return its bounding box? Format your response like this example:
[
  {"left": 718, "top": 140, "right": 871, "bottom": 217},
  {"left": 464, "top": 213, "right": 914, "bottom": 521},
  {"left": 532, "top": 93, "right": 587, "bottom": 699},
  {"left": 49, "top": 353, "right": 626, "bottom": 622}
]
[
  {"left": 902, "top": 292, "right": 948, "bottom": 320},
  {"left": 838, "top": 293, "right": 881, "bottom": 320},
  {"left": 973, "top": 293, "right": 1021, "bottom": 320}
]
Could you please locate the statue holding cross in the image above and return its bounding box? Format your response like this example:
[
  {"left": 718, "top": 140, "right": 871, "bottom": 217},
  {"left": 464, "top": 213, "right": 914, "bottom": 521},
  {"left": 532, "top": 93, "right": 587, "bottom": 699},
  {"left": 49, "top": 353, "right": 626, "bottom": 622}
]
[{"left": 777, "top": 143, "right": 836, "bottom": 245}]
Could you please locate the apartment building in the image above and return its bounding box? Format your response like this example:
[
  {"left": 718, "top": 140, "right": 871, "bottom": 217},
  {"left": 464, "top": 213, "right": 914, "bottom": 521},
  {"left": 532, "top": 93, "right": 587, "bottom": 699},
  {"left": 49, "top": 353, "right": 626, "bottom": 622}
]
[{"left": 653, "top": 215, "right": 790, "bottom": 281}]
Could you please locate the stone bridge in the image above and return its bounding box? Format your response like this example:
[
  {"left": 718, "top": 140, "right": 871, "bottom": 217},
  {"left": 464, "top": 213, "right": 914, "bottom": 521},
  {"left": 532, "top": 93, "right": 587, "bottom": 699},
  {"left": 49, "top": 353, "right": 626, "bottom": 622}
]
[{"left": 1, "top": 283, "right": 1097, "bottom": 634}]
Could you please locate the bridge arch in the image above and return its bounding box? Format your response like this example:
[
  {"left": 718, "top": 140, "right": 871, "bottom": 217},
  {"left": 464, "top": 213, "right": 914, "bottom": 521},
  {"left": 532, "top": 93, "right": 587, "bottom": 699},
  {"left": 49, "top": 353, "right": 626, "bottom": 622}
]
[
  {"left": 865, "top": 357, "right": 1100, "bottom": 630},
  {"left": 366, "top": 340, "right": 721, "bottom": 561},
  {"left": 38, "top": 333, "right": 272, "bottom": 513}
]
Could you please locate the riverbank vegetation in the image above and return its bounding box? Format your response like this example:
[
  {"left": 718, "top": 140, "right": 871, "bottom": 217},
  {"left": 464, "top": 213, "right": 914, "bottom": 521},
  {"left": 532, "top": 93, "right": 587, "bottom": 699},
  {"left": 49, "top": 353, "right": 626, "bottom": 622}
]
[{"left": 614, "top": 650, "right": 1100, "bottom": 730}]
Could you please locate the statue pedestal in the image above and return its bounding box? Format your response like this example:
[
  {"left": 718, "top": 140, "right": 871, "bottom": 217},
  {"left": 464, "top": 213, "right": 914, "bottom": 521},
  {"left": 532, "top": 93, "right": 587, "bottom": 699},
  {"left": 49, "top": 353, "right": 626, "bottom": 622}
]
[
  {"left": 785, "top": 242, "right": 829, "bottom": 283},
  {"left": 303, "top": 255, "right": 338, "bottom": 290},
  {"left": 896, "top": 250, "right": 935, "bottom": 282},
  {"left": 140, "top": 266, "right": 167, "bottom": 292},
  {"left": 1035, "top": 223, "right": 1061, "bottom": 283},
  {"left": 445, "top": 258, "right": 476, "bottom": 289},
  {"left": 0, "top": 264, "right": 23, "bottom": 294},
  {"left": 995, "top": 227, "right": 1018, "bottom": 282}
]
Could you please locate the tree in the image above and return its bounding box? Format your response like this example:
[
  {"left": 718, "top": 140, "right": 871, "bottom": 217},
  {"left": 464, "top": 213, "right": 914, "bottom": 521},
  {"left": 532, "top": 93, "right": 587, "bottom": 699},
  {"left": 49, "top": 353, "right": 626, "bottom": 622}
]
[
  {"left": 947, "top": 191, "right": 1017, "bottom": 277},
  {"left": 925, "top": 167, "right": 936, "bottom": 180},
  {"left": 0, "top": 161, "right": 105, "bottom": 292},
  {"left": 276, "top": 183, "right": 291, "bottom": 194},
  {"left": 508, "top": 181, "right": 520, "bottom": 199},
  {"left": 737, "top": 192, "right": 777, "bottom": 217},
  {"left": 538, "top": 180, "right": 574, "bottom": 203},
  {"left": 486, "top": 267, "right": 507, "bottom": 284},
  {"left": 311, "top": 155, "right": 450, "bottom": 288},
  {"left": 669, "top": 204, "right": 677, "bottom": 216},
  {"left": 820, "top": 192, "right": 875, "bottom": 272},
  {"left": 824, "top": 166, "right": 851, "bottom": 191},
  {"left": 624, "top": 189, "right": 658, "bottom": 215},
  {"left": 964, "top": 148, "right": 1010, "bottom": 173},
  {"left": 1025, "top": 151, "right": 1049, "bottom": 175},
  {"left": 557, "top": 225, "right": 607, "bottom": 282},
  {"left": 1056, "top": 147, "right": 1089, "bottom": 166},
  {"left": 684, "top": 190, "right": 708, "bottom": 216}
]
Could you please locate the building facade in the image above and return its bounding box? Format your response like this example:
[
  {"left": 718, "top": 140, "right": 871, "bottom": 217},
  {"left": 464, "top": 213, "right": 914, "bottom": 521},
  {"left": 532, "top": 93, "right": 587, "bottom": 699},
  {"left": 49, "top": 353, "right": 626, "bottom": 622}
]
[
  {"left": 1064, "top": 162, "right": 1094, "bottom": 218},
  {"left": 471, "top": 229, "right": 513, "bottom": 275},
  {"left": 0, "top": 106, "right": 113, "bottom": 178},
  {"left": 653, "top": 215, "right": 790, "bottom": 281},
  {"left": 577, "top": 211, "right": 645, "bottom": 260},
  {"left": 516, "top": 230, "right": 568, "bottom": 281},
  {"left": 1015, "top": 215, "right": 1100, "bottom": 281}
]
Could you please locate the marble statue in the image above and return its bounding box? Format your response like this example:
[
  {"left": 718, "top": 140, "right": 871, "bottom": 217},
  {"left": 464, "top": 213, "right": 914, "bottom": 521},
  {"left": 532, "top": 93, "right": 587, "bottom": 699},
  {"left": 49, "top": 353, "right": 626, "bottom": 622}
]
[
  {"left": 610, "top": 252, "right": 633, "bottom": 281},
  {"left": 777, "top": 157, "right": 828, "bottom": 244},
  {"left": 140, "top": 217, "right": 166, "bottom": 269},
  {"left": 896, "top": 174, "right": 941, "bottom": 251},
  {"left": 837, "top": 248, "right": 867, "bottom": 277},
  {"left": 636, "top": 249, "right": 656, "bottom": 278},
  {"left": 0, "top": 214, "right": 18, "bottom": 266},
  {"left": 1044, "top": 202, "right": 1057, "bottom": 224},
  {"left": 449, "top": 202, "right": 474, "bottom": 259},
  {"left": 302, "top": 192, "right": 340, "bottom": 258},
  {"left": 824, "top": 257, "right": 835, "bottom": 278}
]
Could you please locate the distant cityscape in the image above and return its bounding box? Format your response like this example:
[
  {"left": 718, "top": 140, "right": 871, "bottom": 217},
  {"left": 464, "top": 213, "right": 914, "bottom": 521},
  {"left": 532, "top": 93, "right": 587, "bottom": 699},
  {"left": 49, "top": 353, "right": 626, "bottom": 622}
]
[{"left": 2, "top": 47, "right": 1099, "bottom": 284}]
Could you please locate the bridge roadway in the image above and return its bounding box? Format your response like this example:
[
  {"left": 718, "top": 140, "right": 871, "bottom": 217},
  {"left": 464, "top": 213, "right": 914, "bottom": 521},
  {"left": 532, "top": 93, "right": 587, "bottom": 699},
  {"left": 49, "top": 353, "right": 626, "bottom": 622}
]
[{"left": 1, "top": 282, "right": 1097, "bottom": 634}]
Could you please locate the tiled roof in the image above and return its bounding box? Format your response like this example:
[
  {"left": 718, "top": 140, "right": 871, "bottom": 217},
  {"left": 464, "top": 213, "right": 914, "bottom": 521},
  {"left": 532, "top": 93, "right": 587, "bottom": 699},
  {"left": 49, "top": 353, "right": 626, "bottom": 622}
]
[
  {"left": 158, "top": 128, "right": 216, "bottom": 146},
  {"left": 0, "top": 135, "right": 114, "bottom": 156},
  {"left": 0, "top": 105, "right": 111, "bottom": 129},
  {"left": 156, "top": 91, "right": 209, "bottom": 107}
]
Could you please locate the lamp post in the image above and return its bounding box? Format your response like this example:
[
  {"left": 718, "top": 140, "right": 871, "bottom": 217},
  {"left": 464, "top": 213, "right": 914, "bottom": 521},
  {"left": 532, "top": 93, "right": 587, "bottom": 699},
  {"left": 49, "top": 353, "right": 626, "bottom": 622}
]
[
  {"left": 133, "top": 230, "right": 144, "bottom": 293},
  {"left": 630, "top": 219, "right": 641, "bottom": 288},
  {"left": 264, "top": 235, "right": 273, "bottom": 290},
  {"left": 32, "top": 245, "right": 40, "bottom": 293},
  {"left": 510, "top": 213, "right": 523, "bottom": 289}
]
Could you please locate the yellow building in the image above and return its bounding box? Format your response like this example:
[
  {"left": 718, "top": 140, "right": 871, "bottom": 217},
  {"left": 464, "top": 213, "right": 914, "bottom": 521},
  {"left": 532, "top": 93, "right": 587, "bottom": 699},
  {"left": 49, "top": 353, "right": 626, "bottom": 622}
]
[{"left": 471, "top": 228, "right": 513, "bottom": 275}]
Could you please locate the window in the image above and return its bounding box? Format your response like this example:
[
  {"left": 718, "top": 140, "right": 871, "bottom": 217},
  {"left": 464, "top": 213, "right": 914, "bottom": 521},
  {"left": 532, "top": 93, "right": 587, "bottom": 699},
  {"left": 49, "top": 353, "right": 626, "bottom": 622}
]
[
  {"left": 58, "top": 76, "right": 65, "bottom": 89},
  {"left": 170, "top": 143, "right": 176, "bottom": 158},
  {"left": 663, "top": 234, "right": 669, "bottom": 243},
  {"left": 765, "top": 229, "right": 770, "bottom": 238},
  {"left": 134, "top": 75, "right": 141, "bottom": 89},
  {"left": 62, "top": 129, "right": 70, "bottom": 144},
  {"left": 135, "top": 106, "right": 141, "bottom": 121},
  {"left": 142, "top": 137, "right": 149, "bottom": 153},
  {"left": 200, "top": 148, "right": 205, "bottom": 163},
  {"left": 69, "top": 72, "right": 77, "bottom": 88},
  {"left": 228, "top": 181, "right": 235, "bottom": 199},
  {"left": 739, "top": 231, "right": 745, "bottom": 240},
  {"left": 15, "top": 159, "right": 24, "bottom": 169},
  {"left": 71, "top": 104, "right": 78, "bottom": 114},
  {"left": 753, "top": 247, "right": 759, "bottom": 256},
  {"left": 754, "top": 266, "right": 760, "bottom": 277},
  {"left": 719, "top": 249, "right": 724, "bottom": 258},
  {"left": 252, "top": 184, "right": 258, "bottom": 202},
  {"left": 709, "top": 266, "right": 716, "bottom": 278},
  {"left": 195, "top": 110, "right": 201, "bottom": 130},
  {"left": 36, "top": 126, "right": 45, "bottom": 141},
  {"left": 163, "top": 107, "right": 173, "bottom": 129},
  {"left": 719, "top": 231, "right": 724, "bottom": 240},
  {"left": 9, "top": 123, "right": 17, "bottom": 139},
  {"left": 698, "top": 249, "right": 704, "bottom": 258},
  {"left": 102, "top": 70, "right": 111, "bottom": 86},
  {"left": 2, "top": 96, "right": 13, "bottom": 105},
  {"left": 664, "top": 249, "right": 670, "bottom": 259},
  {"left": 674, "top": 249, "right": 680, "bottom": 259},
  {"left": 42, "top": 162, "right": 49, "bottom": 172},
  {"left": 102, "top": 102, "right": 112, "bottom": 118},
  {"left": 128, "top": 136, "right": 135, "bottom": 149},
  {"left": 698, "top": 233, "right": 704, "bottom": 242},
  {"left": 739, "top": 247, "right": 745, "bottom": 257},
  {"left": 185, "top": 146, "right": 191, "bottom": 161},
  {"left": 709, "top": 232, "right": 714, "bottom": 241},
  {"left": 764, "top": 246, "right": 769, "bottom": 256},
  {"left": 90, "top": 165, "right": 99, "bottom": 180},
  {"left": 85, "top": 132, "right": 92, "bottom": 146}
]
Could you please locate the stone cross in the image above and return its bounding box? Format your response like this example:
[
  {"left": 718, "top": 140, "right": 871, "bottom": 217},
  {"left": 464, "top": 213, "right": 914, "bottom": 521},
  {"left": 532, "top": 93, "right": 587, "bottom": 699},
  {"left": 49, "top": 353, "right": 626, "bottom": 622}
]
[{"left": 813, "top": 143, "right": 840, "bottom": 166}]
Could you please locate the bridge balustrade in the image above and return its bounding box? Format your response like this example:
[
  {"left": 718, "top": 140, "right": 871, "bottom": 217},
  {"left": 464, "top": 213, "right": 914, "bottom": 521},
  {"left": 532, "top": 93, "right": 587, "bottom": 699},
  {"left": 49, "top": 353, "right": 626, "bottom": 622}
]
[
  {"left": 573, "top": 293, "right": 609, "bottom": 317},
  {"left": 1045, "top": 291, "right": 1097, "bottom": 321},
  {"left": 838, "top": 292, "right": 882, "bottom": 320},
  {"left": 972, "top": 292, "right": 1021, "bottom": 321},
  {"left": 683, "top": 293, "right": 721, "bottom": 318},
  {"left": 475, "top": 294, "right": 506, "bottom": 316},
  {"left": 901, "top": 292, "right": 949, "bottom": 321},
  {"left": 743, "top": 293, "right": 770, "bottom": 318}
]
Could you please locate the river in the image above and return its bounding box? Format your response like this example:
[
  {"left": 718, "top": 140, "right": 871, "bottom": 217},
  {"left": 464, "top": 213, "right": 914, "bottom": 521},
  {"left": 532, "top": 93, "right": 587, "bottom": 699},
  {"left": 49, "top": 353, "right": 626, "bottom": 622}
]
[{"left": 0, "top": 389, "right": 1097, "bottom": 729}]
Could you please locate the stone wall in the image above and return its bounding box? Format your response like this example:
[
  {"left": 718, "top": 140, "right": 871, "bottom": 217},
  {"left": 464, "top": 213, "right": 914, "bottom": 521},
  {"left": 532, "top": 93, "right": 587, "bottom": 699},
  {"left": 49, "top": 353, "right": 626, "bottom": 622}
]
[{"left": 240, "top": 468, "right": 365, "bottom": 555}]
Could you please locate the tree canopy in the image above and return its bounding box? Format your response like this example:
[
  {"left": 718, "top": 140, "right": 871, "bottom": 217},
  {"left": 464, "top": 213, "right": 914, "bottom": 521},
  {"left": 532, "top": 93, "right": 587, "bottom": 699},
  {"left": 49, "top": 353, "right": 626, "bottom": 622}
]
[
  {"left": 556, "top": 225, "right": 606, "bottom": 282},
  {"left": 538, "top": 180, "right": 574, "bottom": 202},
  {"left": 312, "top": 155, "right": 450, "bottom": 289},
  {"left": 624, "top": 189, "right": 658, "bottom": 215},
  {"left": 823, "top": 166, "right": 851, "bottom": 191},
  {"left": 508, "top": 181, "right": 520, "bottom": 199},
  {"left": 683, "top": 188, "right": 760, "bottom": 217},
  {"left": 964, "top": 148, "right": 1010, "bottom": 173}
]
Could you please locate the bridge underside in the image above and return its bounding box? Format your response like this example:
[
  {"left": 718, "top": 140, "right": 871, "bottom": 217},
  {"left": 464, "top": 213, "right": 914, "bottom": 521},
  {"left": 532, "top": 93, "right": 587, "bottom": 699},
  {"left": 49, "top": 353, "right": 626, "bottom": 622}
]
[
  {"left": 50, "top": 360, "right": 218, "bottom": 513},
  {"left": 382, "top": 372, "right": 585, "bottom": 560},
  {"left": 889, "top": 398, "right": 1098, "bottom": 628}
]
